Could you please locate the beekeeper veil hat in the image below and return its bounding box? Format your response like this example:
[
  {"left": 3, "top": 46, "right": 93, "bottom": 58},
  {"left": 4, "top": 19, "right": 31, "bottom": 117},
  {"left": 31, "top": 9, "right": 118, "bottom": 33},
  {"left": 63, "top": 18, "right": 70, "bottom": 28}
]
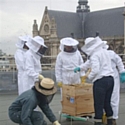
[
  {"left": 26, "top": 36, "right": 48, "bottom": 56},
  {"left": 81, "top": 36, "right": 104, "bottom": 56},
  {"left": 59, "top": 37, "right": 79, "bottom": 51},
  {"left": 35, "top": 78, "right": 57, "bottom": 104},
  {"left": 103, "top": 41, "right": 109, "bottom": 50},
  {"left": 16, "top": 35, "right": 31, "bottom": 49}
]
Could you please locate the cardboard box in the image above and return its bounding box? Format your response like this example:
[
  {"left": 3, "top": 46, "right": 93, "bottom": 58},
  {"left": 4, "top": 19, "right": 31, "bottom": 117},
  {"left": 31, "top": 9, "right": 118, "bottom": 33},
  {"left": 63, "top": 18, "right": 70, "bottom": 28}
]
[{"left": 62, "top": 83, "right": 94, "bottom": 116}]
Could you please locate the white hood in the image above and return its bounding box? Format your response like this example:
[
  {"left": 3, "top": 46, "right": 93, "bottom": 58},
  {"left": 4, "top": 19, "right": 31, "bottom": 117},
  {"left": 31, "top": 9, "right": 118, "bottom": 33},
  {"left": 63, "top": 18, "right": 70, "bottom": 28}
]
[
  {"left": 26, "top": 36, "right": 48, "bottom": 53},
  {"left": 81, "top": 36, "right": 104, "bottom": 56},
  {"left": 16, "top": 35, "right": 31, "bottom": 49},
  {"left": 103, "top": 41, "right": 109, "bottom": 50},
  {"left": 59, "top": 37, "right": 79, "bottom": 51}
]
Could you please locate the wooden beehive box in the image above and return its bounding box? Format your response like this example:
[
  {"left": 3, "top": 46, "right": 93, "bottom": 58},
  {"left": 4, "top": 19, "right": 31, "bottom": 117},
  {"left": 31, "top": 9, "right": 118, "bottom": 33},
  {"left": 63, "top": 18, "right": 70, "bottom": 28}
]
[{"left": 62, "top": 83, "right": 94, "bottom": 116}]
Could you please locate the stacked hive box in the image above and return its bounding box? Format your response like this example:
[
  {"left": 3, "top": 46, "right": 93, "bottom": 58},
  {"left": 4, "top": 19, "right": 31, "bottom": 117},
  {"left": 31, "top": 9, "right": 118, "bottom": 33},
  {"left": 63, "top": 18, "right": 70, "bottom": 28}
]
[{"left": 62, "top": 83, "right": 94, "bottom": 116}]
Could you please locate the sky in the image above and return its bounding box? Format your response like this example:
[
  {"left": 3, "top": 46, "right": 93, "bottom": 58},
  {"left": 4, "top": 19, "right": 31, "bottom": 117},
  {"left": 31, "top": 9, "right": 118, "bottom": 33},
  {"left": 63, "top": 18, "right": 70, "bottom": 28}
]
[{"left": 0, "top": 0, "right": 125, "bottom": 55}]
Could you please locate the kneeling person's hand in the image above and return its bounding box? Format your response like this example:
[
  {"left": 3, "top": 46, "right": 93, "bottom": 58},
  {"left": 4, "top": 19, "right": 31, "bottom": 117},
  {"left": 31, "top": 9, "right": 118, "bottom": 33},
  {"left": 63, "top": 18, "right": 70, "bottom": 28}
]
[{"left": 53, "top": 120, "right": 61, "bottom": 125}]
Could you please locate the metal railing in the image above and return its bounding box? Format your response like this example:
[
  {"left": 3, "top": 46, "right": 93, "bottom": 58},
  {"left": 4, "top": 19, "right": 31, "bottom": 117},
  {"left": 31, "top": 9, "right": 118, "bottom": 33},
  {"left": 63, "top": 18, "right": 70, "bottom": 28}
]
[{"left": 0, "top": 54, "right": 125, "bottom": 92}]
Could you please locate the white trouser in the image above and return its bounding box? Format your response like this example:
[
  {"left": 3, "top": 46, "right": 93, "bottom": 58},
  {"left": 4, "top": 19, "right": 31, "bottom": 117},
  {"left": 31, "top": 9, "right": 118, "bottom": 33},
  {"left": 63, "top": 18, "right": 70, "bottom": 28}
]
[
  {"left": 111, "top": 82, "right": 120, "bottom": 119},
  {"left": 60, "top": 88, "right": 62, "bottom": 101}
]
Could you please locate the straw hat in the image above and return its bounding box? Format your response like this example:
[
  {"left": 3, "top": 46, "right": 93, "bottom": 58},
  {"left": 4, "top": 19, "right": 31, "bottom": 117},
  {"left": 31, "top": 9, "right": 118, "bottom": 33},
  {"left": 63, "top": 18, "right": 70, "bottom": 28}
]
[{"left": 35, "top": 78, "right": 57, "bottom": 95}]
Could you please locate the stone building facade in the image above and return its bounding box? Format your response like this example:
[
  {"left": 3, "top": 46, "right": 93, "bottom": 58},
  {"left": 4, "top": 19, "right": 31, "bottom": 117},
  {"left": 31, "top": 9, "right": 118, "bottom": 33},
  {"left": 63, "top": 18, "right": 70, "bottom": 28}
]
[{"left": 32, "top": 0, "right": 125, "bottom": 64}]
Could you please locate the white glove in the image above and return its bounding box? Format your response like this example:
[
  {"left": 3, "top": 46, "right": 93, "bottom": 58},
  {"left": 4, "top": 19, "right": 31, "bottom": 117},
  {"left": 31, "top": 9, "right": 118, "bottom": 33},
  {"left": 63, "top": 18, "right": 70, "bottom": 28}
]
[
  {"left": 53, "top": 120, "right": 61, "bottom": 125},
  {"left": 38, "top": 74, "right": 44, "bottom": 80}
]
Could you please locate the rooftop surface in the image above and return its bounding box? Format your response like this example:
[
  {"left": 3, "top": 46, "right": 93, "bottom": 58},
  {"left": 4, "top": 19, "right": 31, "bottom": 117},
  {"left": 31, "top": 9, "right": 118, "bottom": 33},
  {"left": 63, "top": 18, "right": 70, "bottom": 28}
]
[{"left": 0, "top": 91, "right": 125, "bottom": 125}]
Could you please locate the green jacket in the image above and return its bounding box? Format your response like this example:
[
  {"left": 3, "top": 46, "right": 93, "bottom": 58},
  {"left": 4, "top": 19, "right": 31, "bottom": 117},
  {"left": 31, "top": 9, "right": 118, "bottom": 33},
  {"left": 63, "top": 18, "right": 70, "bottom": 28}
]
[{"left": 8, "top": 89, "right": 57, "bottom": 125}]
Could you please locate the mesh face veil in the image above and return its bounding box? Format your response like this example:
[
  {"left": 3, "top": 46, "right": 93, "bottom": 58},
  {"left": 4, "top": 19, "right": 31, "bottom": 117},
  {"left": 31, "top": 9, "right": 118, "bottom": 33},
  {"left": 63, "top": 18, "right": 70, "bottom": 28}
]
[
  {"left": 46, "top": 94, "right": 55, "bottom": 104},
  {"left": 64, "top": 45, "right": 77, "bottom": 53},
  {"left": 36, "top": 46, "right": 48, "bottom": 56},
  {"left": 32, "top": 86, "right": 55, "bottom": 104}
]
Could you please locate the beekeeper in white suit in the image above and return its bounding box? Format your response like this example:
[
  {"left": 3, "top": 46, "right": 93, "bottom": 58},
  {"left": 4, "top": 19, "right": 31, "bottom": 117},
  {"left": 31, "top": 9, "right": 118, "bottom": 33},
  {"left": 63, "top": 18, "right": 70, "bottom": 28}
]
[
  {"left": 23, "top": 36, "right": 48, "bottom": 92},
  {"left": 103, "top": 41, "right": 125, "bottom": 124},
  {"left": 14, "top": 35, "right": 30, "bottom": 95},
  {"left": 55, "top": 37, "right": 85, "bottom": 97},
  {"left": 74, "top": 36, "right": 114, "bottom": 125}
]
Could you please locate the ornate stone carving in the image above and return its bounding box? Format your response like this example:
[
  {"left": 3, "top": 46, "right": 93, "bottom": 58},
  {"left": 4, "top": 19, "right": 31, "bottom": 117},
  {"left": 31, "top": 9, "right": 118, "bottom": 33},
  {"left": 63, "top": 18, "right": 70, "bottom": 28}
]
[{"left": 44, "top": 24, "right": 49, "bottom": 33}]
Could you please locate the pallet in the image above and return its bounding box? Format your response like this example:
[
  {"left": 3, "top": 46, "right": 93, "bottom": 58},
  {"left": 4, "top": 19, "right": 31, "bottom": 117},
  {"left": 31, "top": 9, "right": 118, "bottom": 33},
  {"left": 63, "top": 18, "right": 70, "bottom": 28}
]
[{"left": 59, "top": 111, "right": 94, "bottom": 125}]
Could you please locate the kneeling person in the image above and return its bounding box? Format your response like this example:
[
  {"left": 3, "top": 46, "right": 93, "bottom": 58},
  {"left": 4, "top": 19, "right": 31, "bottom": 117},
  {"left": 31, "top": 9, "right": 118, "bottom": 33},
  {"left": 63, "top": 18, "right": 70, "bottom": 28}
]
[{"left": 8, "top": 78, "right": 61, "bottom": 125}]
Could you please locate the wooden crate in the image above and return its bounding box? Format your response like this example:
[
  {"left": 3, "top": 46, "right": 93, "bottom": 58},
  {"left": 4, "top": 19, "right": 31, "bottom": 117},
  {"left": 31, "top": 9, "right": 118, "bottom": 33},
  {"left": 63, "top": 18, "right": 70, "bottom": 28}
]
[{"left": 62, "top": 83, "right": 94, "bottom": 116}]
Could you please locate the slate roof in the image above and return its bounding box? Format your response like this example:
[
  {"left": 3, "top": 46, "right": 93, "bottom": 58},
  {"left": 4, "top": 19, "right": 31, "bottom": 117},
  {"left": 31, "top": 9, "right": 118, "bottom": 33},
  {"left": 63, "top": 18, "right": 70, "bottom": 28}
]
[
  {"left": 47, "top": 7, "right": 124, "bottom": 39},
  {"left": 84, "top": 7, "right": 124, "bottom": 38},
  {"left": 48, "top": 10, "right": 83, "bottom": 38}
]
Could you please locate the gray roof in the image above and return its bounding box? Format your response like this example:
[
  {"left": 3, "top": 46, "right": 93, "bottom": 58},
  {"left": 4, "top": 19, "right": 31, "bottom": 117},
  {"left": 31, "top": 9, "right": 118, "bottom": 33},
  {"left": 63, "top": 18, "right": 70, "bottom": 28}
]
[
  {"left": 84, "top": 7, "right": 124, "bottom": 38},
  {"left": 47, "top": 7, "right": 124, "bottom": 39},
  {"left": 48, "top": 10, "right": 83, "bottom": 38}
]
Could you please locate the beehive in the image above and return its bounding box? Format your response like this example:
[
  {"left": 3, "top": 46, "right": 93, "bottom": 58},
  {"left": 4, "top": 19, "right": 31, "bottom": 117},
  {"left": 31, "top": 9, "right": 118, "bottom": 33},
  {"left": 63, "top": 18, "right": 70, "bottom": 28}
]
[{"left": 62, "top": 83, "right": 94, "bottom": 116}]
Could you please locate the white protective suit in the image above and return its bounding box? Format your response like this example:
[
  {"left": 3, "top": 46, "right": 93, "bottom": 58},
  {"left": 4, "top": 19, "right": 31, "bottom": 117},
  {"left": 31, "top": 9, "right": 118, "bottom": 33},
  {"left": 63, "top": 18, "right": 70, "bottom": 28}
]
[
  {"left": 14, "top": 36, "right": 30, "bottom": 95},
  {"left": 81, "top": 37, "right": 114, "bottom": 82},
  {"left": 103, "top": 43, "right": 125, "bottom": 119},
  {"left": 55, "top": 37, "right": 85, "bottom": 85},
  {"left": 23, "top": 36, "right": 47, "bottom": 92},
  {"left": 109, "top": 50, "right": 124, "bottom": 119}
]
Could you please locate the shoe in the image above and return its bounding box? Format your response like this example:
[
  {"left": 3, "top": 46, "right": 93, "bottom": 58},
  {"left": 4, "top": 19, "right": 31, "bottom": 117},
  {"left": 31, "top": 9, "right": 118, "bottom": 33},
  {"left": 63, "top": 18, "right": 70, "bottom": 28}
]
[
  {"left": 94, "top": 122, "right": 104, "bottom": 125},
  {"left": 107, "top": 119, "right": 116, "bottom": 125},
  {"left": 81, "top": 115, "right": 92, "bottom": 118}
]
